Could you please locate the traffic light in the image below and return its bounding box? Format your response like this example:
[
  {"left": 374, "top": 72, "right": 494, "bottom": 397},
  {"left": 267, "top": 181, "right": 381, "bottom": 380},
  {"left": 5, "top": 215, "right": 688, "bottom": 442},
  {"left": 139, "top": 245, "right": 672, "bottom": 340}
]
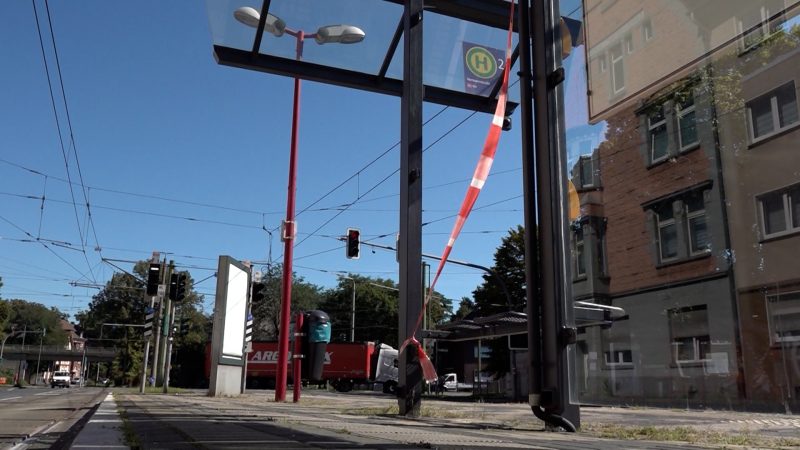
[
  {"left": 251, "top": 281, "right": 266, "bottom": 303},
  {"left": 169, "top": 273, "right": 188, "bottom": 301},
  {"left": 146, "top": 263, "right": 161, "bottom": 296},
  {"left": 346, "top": 228, "right": 361, "bottom": 259},
  {"left": 180, "top": 315, "right": 191, "bottom": 335}
]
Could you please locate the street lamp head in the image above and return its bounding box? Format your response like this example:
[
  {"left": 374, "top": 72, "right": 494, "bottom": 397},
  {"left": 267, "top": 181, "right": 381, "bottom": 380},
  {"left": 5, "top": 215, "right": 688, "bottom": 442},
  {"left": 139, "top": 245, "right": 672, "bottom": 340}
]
[
  {"left": 233, "top": 6, "right": 286, "bottom": 37},
  {"left": 315, "top": 24, "right": 365, "bottom": 45}
]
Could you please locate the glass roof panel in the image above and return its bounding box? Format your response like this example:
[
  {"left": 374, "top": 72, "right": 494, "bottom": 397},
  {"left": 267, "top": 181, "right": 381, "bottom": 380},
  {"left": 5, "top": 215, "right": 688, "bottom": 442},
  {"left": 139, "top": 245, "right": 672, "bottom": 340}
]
[
  {"left": 384, "top": 8, "right": 520, "bottom": 103},
  {"left": 208, "top": 0, "right": 402, "bottom": 75},
  {"left": 206, "top": 0, "right": 522, "bottom": 111}
]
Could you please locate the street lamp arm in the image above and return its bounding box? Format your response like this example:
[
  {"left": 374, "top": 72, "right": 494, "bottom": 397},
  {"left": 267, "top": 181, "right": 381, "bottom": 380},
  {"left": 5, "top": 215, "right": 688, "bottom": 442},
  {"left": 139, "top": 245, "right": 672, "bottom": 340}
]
[{"left": 1, "top": 330, "right": 24, "bottom": 360}]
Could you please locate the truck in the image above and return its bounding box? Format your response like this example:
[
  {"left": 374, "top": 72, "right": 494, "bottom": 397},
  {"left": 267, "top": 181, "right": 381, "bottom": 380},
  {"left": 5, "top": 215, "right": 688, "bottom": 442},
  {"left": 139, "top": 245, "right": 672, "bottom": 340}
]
[
  {"left": 51, "top": 370, "right": 71, "bottom": 388},
  {"left": 438, "top": 372, "right": 492, "bottom": 392},
  {"left": 205, "top": 341, "right": 399, "bottom": 393}
]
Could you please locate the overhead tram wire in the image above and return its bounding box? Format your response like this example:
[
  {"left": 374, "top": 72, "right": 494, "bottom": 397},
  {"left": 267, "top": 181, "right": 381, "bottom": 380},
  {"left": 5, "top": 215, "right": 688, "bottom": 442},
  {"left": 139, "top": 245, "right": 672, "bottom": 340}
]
[
  {"left": 291, "top": 105, "right": 453, "bottom": 224},
  {"left": 30, "top": 0, "right": 96, "bottom": 284},
  {"left": 1, "top": 155, "right": 519, "bottom": 233},
  {"left": 288, "top": 104, "right": 492, "bottom": 251},
  {"left": 285, "top": 78, "right": 523, "bottom": 255},
  {"left": 43, "top": 0, "right": 103, "bottom": 261},
  {"left": 0, "top": 214, "right": 95, "bottom": 283},
  {"left": 312, "top": 166, "right": 522, "bottom": 209},
  {"left": 0, "top": 190, "right": 266, "bottom": 231},
  {"left": 0, "top": 156, "right": 283, "bottom": 217}
]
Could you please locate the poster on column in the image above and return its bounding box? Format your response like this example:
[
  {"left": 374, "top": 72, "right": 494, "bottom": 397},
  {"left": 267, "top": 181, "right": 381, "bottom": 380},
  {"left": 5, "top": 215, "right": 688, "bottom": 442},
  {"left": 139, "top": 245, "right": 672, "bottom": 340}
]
[{"left": 462, "top": 42, "right": 505, "bottom": 96}]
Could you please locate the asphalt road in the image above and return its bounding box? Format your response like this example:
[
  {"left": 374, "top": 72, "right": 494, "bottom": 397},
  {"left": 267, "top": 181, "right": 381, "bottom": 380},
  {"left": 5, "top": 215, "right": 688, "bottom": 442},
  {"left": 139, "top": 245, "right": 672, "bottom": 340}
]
[{"left": 0, "top": 385, "right": 106, "bottom": 449}]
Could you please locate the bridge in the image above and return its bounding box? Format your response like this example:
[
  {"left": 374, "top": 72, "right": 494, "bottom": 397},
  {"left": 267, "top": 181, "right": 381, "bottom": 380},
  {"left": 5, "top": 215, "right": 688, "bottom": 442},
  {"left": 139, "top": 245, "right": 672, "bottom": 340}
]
[{"left": 0, "top": 345, "right": 117, "bottom": 362}]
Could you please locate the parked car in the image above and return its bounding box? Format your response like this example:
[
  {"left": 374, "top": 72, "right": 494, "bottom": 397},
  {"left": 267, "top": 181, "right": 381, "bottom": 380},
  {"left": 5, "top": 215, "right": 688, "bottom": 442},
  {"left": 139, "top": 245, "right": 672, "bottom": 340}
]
[{"left": 51, "top": 371, "right": 71, "bottom": 388}]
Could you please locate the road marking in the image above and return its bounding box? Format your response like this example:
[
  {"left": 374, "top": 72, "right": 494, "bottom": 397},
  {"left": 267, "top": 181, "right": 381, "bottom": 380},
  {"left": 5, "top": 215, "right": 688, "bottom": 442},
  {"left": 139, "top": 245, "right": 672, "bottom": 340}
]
[
  {"left": 0, "top": 396, "right": 22, "bottom": 401},
  {"left": 35, "top": 391, "right": 62, "bottom": 396}
]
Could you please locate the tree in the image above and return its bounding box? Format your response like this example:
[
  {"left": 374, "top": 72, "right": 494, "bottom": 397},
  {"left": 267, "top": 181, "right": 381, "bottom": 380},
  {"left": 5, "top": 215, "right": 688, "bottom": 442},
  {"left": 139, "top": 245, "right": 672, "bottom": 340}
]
[
  {"left": 76, "top": 261, "right": 208, "bottom": 387},
  {"left": 317, "top": 275, "right": 450, "bottom": 348},
  {"left": 2, "top": 299, "right": 68, "bottom": 346},
  {"left": 0, "top": 277, "right": 8, "bottom": 332},
  {"left": 170, "top": 301, "right": 211, "bottom": 387},
  {"left": 452, "top": 297, "right": 475, "bottom": 321},
  {"left": 318, "top": 275, "right": 399, "bottom": 347},
  {"left": 471, "top": 225, "right": 527, "bottom": 376},
  {"left": 75, "top": 269, "right": 146, "bottom": 386},
  {"left": 472, "top": 225, "right": 526, "bottom": 315},
  {"left": 250, "top": 264, "right": 323, "bottom": 341}
]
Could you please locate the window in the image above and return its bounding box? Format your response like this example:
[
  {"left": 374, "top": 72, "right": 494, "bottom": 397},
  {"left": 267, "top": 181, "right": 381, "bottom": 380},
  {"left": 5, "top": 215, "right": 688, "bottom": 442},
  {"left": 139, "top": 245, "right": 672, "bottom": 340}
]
[
  {"left": 597, "top": 220, "right": 608, "bottom": 277},
  {"left": 676, "top": 94, "right": 698, "bottom": 150},
  {"left": 759, "top": 184, "right": 800, "bottom": 238},
  {"left": 602, "top": 319, "right": 632, "bottom": 368},
  {"left": 647, "top": 188, "right": 711, "bottom": 264},
  {"left": 737, "top": 5, "right": 785, "bottom": 52},
  {"left": 747, "top": 82, "right": 799, "bottom": 142},
  {"left": 669, "top": 305, "right": 710, "bottom": 363},
  {"left": 656, "top": 203, "right": 678, "bottom": 262},
  {"left": 648, "top": 107, "right": 668, "bottom": 163},
  {"left": 574, "top": 227, "right": 586, "bottom": 277},
  {"left": 685, "top": 192, "right": 709, "bottom": 255},
  {"left": 642, "top": 19, "right": 653, "bottom": 42},
  {"left": 625, "top": 34, "right": 633, "bottom": 54},
  {"left": 578, "top": 155, "right": 595, "bottom": 188},
  {"left": 766, "top": 292, "right": 800, "bottom": 345},
  {"left": 611, "top": 43, "right": 625, "bottom": 94},
  {"left": 604, "top": 349, "right": 633, "bottom": 366},
  {"left": 673, "top": 335, "right": 711, "bottom": 362}
]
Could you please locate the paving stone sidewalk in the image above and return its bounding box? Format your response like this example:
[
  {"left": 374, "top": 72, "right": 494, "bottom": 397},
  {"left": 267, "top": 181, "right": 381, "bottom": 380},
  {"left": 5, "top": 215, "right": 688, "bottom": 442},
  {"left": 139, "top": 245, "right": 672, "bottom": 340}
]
[{"left": 102, "top": 389, "right": 800, "bottom": 449}]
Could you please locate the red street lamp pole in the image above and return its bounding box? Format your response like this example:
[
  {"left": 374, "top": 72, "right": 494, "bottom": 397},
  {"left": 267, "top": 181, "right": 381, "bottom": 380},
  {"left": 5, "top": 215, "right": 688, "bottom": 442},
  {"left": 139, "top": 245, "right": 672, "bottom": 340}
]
[
  {"left": 233, "top": 7, "right": 365, "bottom": 402},
  {"left": 276, "top": 27, "right": 305, "bottom": 403}
]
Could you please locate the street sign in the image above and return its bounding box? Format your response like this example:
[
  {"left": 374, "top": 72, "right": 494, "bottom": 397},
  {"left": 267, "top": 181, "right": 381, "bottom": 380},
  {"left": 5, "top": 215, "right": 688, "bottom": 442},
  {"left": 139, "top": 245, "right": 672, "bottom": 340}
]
[
  {"left": 157, "top": 284, "right": 166, "bottom": 297},
  {"left": 462, "top": 42, "right": 505, "bottom": 95}
]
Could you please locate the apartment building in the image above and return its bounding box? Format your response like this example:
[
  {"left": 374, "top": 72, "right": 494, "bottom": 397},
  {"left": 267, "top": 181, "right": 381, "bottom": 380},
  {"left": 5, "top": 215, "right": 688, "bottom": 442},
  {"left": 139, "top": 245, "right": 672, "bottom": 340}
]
[{"left": 569, "top": 0, "right": 799, "bottom": 410}]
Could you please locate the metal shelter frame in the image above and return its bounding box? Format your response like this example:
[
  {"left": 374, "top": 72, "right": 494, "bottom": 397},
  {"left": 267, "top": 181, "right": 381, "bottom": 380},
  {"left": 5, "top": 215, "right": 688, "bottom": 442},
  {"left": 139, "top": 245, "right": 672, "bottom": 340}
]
[{"left": 209, "top": 0, "right": 580, "bottom": 427}]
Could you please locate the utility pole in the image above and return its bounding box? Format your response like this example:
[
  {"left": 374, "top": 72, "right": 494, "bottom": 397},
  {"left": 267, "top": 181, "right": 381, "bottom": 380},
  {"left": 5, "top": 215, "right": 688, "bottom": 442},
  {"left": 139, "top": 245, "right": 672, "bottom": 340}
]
[
  {"left": 16, "top": 325, "right": 27, "bottom": 384},
  {"left": 158, "top": 260, "right": 174, "bottom": 386},
  {"left": 141, "top": 252, "right": 160, "bottom": 393},
  {"left": 162, "top": 301, "right": 176, "bottom": 393},
  {"left": 35, "top": 328, "right": 45, "bottom": 385}
]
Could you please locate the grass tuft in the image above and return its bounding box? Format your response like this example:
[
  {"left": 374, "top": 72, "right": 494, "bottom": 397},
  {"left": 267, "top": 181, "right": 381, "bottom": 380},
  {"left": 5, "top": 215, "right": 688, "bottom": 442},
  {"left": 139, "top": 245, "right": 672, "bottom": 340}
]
[
  {"left": 582, "top": 423, "right": 800, "bottom": 448},
  {"left": 343, "top": 405, "right": 484, "bottom": 419}
]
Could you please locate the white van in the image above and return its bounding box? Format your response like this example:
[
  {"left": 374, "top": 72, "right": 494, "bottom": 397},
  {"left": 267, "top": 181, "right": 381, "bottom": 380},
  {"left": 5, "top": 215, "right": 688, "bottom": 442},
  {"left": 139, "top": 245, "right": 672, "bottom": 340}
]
[{"left": 51, "top": 371, "right": 71, "bottom": 388}]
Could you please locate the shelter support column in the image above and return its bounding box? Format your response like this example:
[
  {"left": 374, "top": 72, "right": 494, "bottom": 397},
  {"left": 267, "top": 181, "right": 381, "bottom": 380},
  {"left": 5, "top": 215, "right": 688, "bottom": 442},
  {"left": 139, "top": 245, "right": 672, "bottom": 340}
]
[{"left": 398, "top": 0, "right": 424, "bottom": 418}]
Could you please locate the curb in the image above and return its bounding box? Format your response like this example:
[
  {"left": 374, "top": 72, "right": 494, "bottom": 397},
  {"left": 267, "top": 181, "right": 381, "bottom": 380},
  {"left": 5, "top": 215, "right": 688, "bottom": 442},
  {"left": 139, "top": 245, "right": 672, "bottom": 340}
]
[{"left": 48, "top": 389, "right": 109, "bottom": 450}]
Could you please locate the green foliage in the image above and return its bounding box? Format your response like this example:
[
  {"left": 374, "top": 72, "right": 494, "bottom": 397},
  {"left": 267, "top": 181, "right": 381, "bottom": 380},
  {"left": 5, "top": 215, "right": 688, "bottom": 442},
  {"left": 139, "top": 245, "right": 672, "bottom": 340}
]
[
  {"left": 318, "top": 275, "right": 399, "bottom": 346},
  {"left": 250, "top": 264, "right": 323, "bottom": 341},
  {"left": 2, "top": 299, "right": 68, "bottom": 346},
  {"left": 316, "top": 274, "right": 450, "bottom": 348},
  {"left": 76, "top": 261, "right": 209, "bottom": 387},
  {"left": 452, "top": 297, "right": 475, "bottom": 321},
  {"left": 472, "top": 225, "right": 526, "bottom": 315},
  {"left": 170, "top": 303, "right": 211, "bottom": 388},
  {"left": 0, "top": 299, "right": 9, "bottom": 332},
  {"left": 471, "top": 225, "right": 527, "bottom": 376}
]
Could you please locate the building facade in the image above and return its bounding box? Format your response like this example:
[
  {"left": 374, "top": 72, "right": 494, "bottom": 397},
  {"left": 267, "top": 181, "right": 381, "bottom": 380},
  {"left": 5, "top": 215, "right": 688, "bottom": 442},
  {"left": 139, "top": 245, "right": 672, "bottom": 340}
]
[{"left": 569, "top": 0, "right": 800, "bottom": 411}]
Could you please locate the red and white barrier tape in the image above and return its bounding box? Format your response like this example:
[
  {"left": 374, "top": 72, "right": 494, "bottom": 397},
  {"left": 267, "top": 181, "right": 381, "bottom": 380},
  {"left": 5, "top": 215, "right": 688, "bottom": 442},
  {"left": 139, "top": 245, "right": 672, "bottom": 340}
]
[{"left": 400, "top": 0, "right": 516, "bottom": 383}]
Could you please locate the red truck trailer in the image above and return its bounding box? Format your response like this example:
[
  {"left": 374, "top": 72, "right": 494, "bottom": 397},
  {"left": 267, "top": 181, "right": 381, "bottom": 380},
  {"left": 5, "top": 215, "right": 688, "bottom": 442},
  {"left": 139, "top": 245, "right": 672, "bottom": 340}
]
[{"left": 205, "top": 341, "right": 398, "bottom": 392}]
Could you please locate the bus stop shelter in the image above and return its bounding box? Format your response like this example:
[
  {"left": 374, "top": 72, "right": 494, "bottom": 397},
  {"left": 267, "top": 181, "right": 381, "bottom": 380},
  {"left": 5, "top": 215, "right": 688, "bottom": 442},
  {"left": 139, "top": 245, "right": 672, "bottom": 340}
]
[{"left": 206, "top": 0, "right": 581, "bottom": 429}]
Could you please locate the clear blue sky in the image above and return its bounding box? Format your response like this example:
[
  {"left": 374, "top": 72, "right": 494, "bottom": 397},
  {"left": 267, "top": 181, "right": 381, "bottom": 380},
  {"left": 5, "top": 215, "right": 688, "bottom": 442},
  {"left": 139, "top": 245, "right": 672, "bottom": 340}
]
[{"left": 0, "top": 0, "right": 582, "bottom": 320}]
